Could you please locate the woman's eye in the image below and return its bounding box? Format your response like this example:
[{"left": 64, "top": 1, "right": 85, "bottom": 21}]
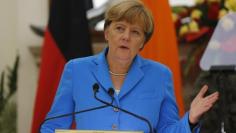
[
  {"left": 132, "top": 30, "right": 140, "bottom": 35},
  {"left": 116, "top": 26, "right": 124, "bottom": 32}
]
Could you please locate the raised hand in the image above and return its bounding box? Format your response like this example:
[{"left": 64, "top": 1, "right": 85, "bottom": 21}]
[{"left": 189, "top": 85, "right": 219, "bottom": 124}]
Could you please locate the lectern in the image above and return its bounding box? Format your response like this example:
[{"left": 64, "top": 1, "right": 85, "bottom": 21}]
[
  {"left": 55, "top": 130, "right": 143, "bottom": 133},
  {"left": 200, "top": 13, "right": 236, "bottom": 133}
]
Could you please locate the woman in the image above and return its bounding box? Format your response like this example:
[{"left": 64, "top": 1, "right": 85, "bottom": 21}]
[{"left": 41, "top": 0, "right": 219, "bottom": 132}]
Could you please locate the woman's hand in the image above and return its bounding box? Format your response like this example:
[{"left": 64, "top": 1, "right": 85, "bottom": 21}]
[{"left": 189, "top": 85, "right": 219, "bottom": 124}]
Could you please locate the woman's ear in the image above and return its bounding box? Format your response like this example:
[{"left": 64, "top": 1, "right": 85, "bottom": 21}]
[
  {"left": 139, "top": 36, "right": 146, "bottom": 50},
  {"left": 140, "top": 44, "right": 143, "bottom": 48},
  {"left": 104, "top": 28, "right": 109, "bottom": 41},
  {"left": 139, "top": 43, "right": 144, "bottom": 50}
]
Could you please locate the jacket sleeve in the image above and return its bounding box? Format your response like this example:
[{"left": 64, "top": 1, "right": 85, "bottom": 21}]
[
  {"left": 156, "top": 68, "right": 200, "bottom": 133},
  {"left": 40, "top": 61, "right": 75, "bottom": 133}
]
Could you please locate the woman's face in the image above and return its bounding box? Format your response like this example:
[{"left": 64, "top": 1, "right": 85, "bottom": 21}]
[{"left": 105, "top": 20, "right": 145, "bottom": 63}]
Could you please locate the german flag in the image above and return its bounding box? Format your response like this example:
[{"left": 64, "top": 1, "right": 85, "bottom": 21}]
[{"left": 31, "top": 0, "right": 92, "bottom": 132}]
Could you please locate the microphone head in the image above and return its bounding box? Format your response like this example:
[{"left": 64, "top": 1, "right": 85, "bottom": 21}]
[
  {"left": 93, "top": 83, "right": 99, "bottom": 93},
  {"left": 108, "top": 88, "right": 115, "bottom": 97}
]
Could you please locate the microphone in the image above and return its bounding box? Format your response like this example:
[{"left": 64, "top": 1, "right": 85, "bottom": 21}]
[
  {"left": 93, "top": 83, "right": 115, "bottom": 104},
  {"left": 92, "top": 83, "right": 154, "bottom": 133},
  {"left": 39, "top": 84, "right": 114, "bottom": 133}
]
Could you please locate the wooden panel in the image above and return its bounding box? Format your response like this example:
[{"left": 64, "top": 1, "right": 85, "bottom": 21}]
[{"left": 56, "top": 129, "right": 143, "bottom": 133}]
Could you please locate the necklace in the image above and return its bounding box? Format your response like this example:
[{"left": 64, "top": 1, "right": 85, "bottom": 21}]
[{"left": 109, "top": 70, "right": 128, "bottom": 76}]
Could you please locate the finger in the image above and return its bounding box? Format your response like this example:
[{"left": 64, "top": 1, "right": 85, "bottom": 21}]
[
  {"left": 201, "top": 99, "right": 215, "bottom": 109},
  {"left": 204, "top": 91, "right": 219, "bottom": 101},
  {"left": 204, "top": 98, "right": 218, "bottom": 106},
  {"left": 204, "top": 93, "right": 219, "bottom": 105},
  {"left": 197, "top": 85, "right": 208, "bottom": 98},
  {"left": 207, "top": 94, "right": 219, "bottom": 104}
]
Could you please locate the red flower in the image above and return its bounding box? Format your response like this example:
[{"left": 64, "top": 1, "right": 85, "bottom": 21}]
[{"left": 207, "top": 2, "right": 220, "bottom": 20}]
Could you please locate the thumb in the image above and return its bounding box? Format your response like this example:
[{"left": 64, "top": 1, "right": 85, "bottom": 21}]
[{"left": 196, "top": 85, "right": 208, "bottom": 98}]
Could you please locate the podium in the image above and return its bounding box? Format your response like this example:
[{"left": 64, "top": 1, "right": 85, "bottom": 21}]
[
  {"left": 200, "top": 13, "right": 236, "bottom": 133},
  {"left": 55, "top": 130, "right": 143, "bottom": 133}
]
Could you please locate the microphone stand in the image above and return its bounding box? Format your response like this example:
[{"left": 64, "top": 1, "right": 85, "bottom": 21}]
[
  {"left": 93, "top": 87, "right": 153, "bottom": 133},
  {"left": 39, "top": 88, "right": 114, "bottom": 133},
  {"left": 39, "top": 105, "right": 109, "bottom": 133}
]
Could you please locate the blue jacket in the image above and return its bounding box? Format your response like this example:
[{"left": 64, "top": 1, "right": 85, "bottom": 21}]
[{"left": 41, "top": 49, "right": 200, "bottom": 133}]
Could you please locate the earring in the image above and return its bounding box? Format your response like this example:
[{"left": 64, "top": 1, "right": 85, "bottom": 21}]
[{"left": 140, "top": 44, "right": 144, "bottom": 48}]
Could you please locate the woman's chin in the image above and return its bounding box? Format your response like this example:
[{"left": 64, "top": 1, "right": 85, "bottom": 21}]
[
  {"left": 116, "top": 56, "right": 133, "bottom": 64},
  {"left": 115, "top": 51, "right": 130, "bottom": 59}
]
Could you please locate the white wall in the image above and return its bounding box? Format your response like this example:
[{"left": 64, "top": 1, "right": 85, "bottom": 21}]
[
  {"left": 0, "top": 0, "right": 18, "bottom": 72},
  {"left": 169, "top": 0, "right": 194, "bottom": 6},
  {"left": 5, "top": 0, "right": 48, "bottom": 133},
  {"left": 17, "top": 0, "right": 48, "bottom": 132}
]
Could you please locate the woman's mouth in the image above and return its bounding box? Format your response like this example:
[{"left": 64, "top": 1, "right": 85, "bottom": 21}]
[{"left": 119, "top": 45, "right": 129, "bottom": 50}]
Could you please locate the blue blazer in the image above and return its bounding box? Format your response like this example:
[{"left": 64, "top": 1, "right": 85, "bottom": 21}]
[{"left": 41, "top": 48, "right": 200, "bottom": 133}]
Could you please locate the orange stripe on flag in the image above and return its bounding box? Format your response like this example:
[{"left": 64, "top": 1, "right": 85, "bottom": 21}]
[{"left": 141, "top": 0, "right": 185, "bottom": 116}]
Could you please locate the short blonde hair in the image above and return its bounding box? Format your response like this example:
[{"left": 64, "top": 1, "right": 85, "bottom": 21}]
[{"left": 104, "top": 0, "right": 154, "bottom": 44}]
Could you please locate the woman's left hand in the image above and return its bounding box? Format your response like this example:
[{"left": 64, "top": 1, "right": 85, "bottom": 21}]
[{"left": 189, "top": 85, "right": 219, "bottom": 124}]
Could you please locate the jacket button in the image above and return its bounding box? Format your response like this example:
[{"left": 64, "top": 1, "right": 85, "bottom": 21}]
[
  {"left": 112, "top": 124, "right": 117, "bottom": 130},
  {"left": 113, "top": 107, "right": 119, "bottom": 112}
]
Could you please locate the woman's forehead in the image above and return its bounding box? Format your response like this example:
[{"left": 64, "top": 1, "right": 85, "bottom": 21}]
[
  {"left": 113, "top": 17, "right": 145, "bottom": 30},
  {"left": 113, "top": 20, "right": 144, "bottom": 29}
]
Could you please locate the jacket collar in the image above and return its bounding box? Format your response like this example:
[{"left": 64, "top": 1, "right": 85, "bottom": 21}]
[{"left": 92, "top": 48, "right": 144, "bottom": 99}]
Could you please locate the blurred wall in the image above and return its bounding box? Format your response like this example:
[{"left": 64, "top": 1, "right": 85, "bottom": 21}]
[
  {"left": 0, "top": 0, "right": 48, "bottom": 132},
  {"left": 17, "top": 0, "right": 48, "bottom": 132},
  {"left": 0, "top": 0, "right": 18, "bottom": 71}
]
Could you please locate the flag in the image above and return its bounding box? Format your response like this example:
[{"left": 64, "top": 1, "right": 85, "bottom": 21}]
[
  {"left": 31, "top": 0, "right": 93, "bottom": 132},
  {"left": 141, "top": 0, "right": 185, "bottom": 116}
]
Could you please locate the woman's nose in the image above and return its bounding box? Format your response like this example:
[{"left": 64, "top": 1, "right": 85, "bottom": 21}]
[{"left": 122, "top": 30, "right": 131, "bottom": 41}]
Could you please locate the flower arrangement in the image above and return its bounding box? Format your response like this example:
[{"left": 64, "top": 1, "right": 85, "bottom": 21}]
[
  {"left": 172, "top": 0, "right": 236, "bottom": 42},
  {"left": 170, "top": 0, "right": 236, "bottom": 88}
]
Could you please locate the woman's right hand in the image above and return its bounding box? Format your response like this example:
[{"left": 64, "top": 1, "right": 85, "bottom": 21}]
[{"left": 189, "top": 85, "right": 219, "bottom": 124}]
